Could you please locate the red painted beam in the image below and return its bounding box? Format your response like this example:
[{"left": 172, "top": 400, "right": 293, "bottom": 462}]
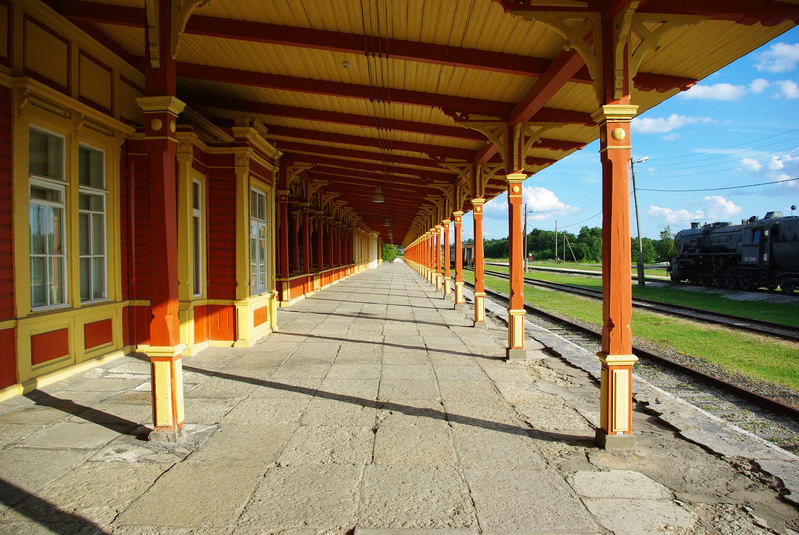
[
  {"left": 184, "top": 93, "right": 486, "bottom": 142},
  {"left": 638, "top": 0, "right": 799, "bottom": 26},
  {"left": 58, "top": 1, "right": 557, "bottom": 78},
  {"left": 510, "top": 49, "right": 586, "bottom": 126},
  {"left": 276, "top": 141, "right": 453, "bottom": 173},
  {"left": 292, "top": 155, "right": 454, "bottom": 182},
  {"left": 265, "top": 125, "right": 476, "bottom": 161},
  {"left": 633, "top": 72, "right": 697, "bottom": 93},
  {"left": 176, "top": 62, "right": 513, "bottom": 118}
]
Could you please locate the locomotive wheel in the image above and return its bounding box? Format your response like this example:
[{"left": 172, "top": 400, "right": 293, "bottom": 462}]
[
  {"left": 712, "top": 268, "right": 723, "bottom": 288},
  {"left": 701, "top": 274, "right": 713, "bottom": 286},
  {"left": 724, "top": 268, "right": 737, "bottom": 289},
  {"left": 780, "top": 279, "right": 795, "bottom": 294},
  {"left": 738, "top": 271, "right": 754, "bottom": 291}
]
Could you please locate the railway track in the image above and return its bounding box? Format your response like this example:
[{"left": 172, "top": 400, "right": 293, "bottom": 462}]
[
  {"left": 462, "top": 280, "right": 799, "bottom": 452},
  {"left": 483, "top": 268, "right": 799, "bottom": 344}
]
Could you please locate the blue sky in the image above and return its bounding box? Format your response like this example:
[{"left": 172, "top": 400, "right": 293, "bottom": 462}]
[{"left": 463, "top": 26, "right": 799, "bottom": 243}]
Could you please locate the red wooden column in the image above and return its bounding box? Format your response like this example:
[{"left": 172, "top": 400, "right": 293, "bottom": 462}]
[
  {"left": 327, "top": 218, "right": 334, "bottom": 271},
  {"left": 453, "top": 211, "right": 464, "bottom": 308},
  {"left": 316, "top": 211, "right": 325, "bottom": 271},
  {"left": 278, "top": 190, "right": 290, "bottom": 301},
  {"left": 594, "top": 103, "right": 639, "bottom": 449},
  {"left": 472, "top": 198, "right": 486, "bottom": 326},
  {"left": 506, "top": 173, "right": 527, "bottom": 360},
  {"left": 435, "top": 225, "right": 442, "bottom": 290},
  {"left": 301, "top": 203, "right": 311, "bottom": 293},
  {"left": 137, "top": 95, "right": 186, "bottom": 439},
  {"left": 428, "top": 231, "right": 435, "bottom": 285},
  {"left": 136, "top": 0, "right": 187, "bottom": 440},
  {"left": 335, "top": 223, "right": 342, "bottom": 268},
  {"left": 443, "top": 219, "right": 452, "bottom": 298}
]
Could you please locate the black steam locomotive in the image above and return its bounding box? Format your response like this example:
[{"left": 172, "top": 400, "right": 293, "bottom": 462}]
[{"left": 668, "top": 211, "right": 799, "bottom": 293}]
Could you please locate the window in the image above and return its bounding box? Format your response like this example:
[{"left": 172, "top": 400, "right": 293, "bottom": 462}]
[
  {"left": 250, "top": 188, "right": 268, "bottom": 295},
  {"left": 78, "top": 144, "right": 107, "bottom": 302},
  {"left": 192, "top": 179, "right": 203, "bottom": 297},
  {"left": 29, "top": 127, "right": 67, "bottom": 309}
]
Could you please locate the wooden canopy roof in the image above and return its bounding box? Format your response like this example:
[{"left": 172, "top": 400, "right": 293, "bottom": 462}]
[{"left": 59, "top": 0, "right": 799, "bottom": 246}]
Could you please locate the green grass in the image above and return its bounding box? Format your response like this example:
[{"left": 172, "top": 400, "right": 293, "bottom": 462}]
[
  {"left": 479, "top": 265, "right": 799, "bottom": 329},
  {"left": 463, "top": 270, "right": 799, "bottom": 392}
]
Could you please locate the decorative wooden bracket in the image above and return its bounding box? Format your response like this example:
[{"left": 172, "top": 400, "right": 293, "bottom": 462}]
[
  {"left": 307, "top": 179, "right": 328, "bottom": 199},
  {"left": 629, "top": 15, "right": 707, "bottom": 89},
  {"left": 286, "top": 162, "right": 314, "bottom": 189},
  {"left": 321, "top": 192, "right": 339, "bottom": 211},
  {"left": 145, "top": 0, "right": 209, "bottom": 68},
  {"left": 172, "top": 0, "right": 209, "bottom": 60},
  {"left": 144, "top": 0, "right": 160, "bottom": 68}
]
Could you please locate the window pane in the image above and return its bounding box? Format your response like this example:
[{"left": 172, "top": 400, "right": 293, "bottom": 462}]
[
  {"left": 79, "top": 213, "right": 89, "bottom": 255},
  {"left": 50, "top": 257, "right": 64, "bottom": 305},
  {"left": 193, "top": 181, "right": 201, "bottom": 211},
  {"left": 30, "top": 206, "right": 45, "bottom": 255},
  {"left": 31, "top": 257, "right": 46, "bottom": 307},
  {"left": 79, "top": 145, "right": 104, "bottom": 188},
  {"left": 90, "top": 194, "right": 103, "bottom": 212},
  {"left": 29, "top": 129, "right": 64, "bottom": 180},
  {"left": 250, "top": 191, "right": 257, "bottom": 215},
  {"left": 91, "top": 214, "right": 104, "bottom": 255},
  {"left": 193, "top": 216, "right": 202, "bottom": 295},
  {"left": 80, "top": 257, "right": 90, "bottom": 301},
  {"left": 79, "top": 193, "right": 90, "bottom": 211},
  {"left": 30, "top": 185, "right": 61, "bottom": 203},
  {"left": 49, "top": 207, "right": 63, "bottom": 255},
  {"left": 92, "top": 257, "right": 105, "bottom": 299}
]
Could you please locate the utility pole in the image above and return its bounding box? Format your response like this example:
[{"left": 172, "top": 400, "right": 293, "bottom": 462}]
[
  {"left": 523, "top": 203, "right": 527, "bottom": 272},
  {"left": 523, "top": 206, "right": 534, "bottom": 271},
  {"left": 554, "top": 221, "right": 558, "bottom": 262},
  {"left": 631, "top": 156, "right": 649, "bottom": 288}
]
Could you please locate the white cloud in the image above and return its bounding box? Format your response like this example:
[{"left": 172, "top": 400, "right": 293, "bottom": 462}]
[
  {"left": 522, "top": 186, "right": 579, "bottom": 218},
  {"left": 776, "top": 80, "right": 799, "bottom": 99},
  {"left": 755, "top": 42, "right": 799, "bottom": 73},
  {"left": 769, "top": 156, "right": 785, "bottom": 171},
  {"left": 482, "top": 186, "right": 578, "bottom": 220},
  {"left": 647, "top": 196, "right": 741, "bottom": 227},
  {"left": 632, "top": 114, "right": 712, "bottom": 134},
  {"left": 739, "top": 157, "right": 762, "bottom": 172},
  {"left": 749, "top": 78, "right": 769, "bottom": 94},
  {"left": 661, "top": 133, "right": 680, "bottom": 141},
  {"left": 681, "top": 83, "right": 748, "bottom": 101},
  {"left": 703, "top": 196, "right": 742, "bottom": 220},
  {"left": 647, "top": 206, "right": 704, "bottom": 225}
]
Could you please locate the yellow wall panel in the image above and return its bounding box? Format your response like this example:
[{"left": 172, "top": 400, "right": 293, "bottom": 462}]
[
  {"left": 79, "top": 52, "right": 112, "bottom": 111},
  {"left": 24, "top": 17, "right": 70, "bottom": 90},
  {"left": 119, "top": 77, "right": 145, "bottom": 125},
  {"left": 0, "top": 2, "right": 9, "bottom": 61}
]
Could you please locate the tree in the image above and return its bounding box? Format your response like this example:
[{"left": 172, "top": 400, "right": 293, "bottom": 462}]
[
  {"left": 655, "top": 226, "right": 677, "bottom": 262},
  {"left": 382, "top": 244, "right": 399, "bottom": 262}
]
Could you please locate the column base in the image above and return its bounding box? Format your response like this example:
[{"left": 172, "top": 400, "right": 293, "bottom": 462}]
[
  {"left": 506, "top": 348, "right": 527, "bottom": 360},
  {"left": 595, "top": 428, "right": 636, "bottom": 450},
  {"left": 473, "top": 320, "right": 487, "bottom": 328},
  {"left": 148, "top": 426, "right": 184, "bottom": 443}
]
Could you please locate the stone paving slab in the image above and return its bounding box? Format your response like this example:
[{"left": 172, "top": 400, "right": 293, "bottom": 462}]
[{"left": 0, "top": 262, "right": 797, "bottom": 534}]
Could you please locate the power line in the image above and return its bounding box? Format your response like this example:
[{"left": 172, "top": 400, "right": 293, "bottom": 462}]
[{"left": 638, "top": 176, "right": 799, "bottom": 193}]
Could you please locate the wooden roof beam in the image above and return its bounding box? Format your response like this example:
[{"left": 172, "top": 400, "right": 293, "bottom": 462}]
[
  {"left": 275, "top": 141, "right": 455, "bottom": 173},
  {"left": 175, "top": 62, "right": 513, "bottom": 118},
  {"left": 59, "top": 1, "right": 557, "bottom": 78},
  {"left": 263, "top": 125, "right": 476, "bottom": 161},
  {"left": 292, "top": 155, "right": 454, "bottom": 182},
  {"left": 637, "top": 0, "right": 799, "bottom": 26}
]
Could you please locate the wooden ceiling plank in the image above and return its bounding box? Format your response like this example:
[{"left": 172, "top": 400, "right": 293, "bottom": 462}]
[{"left": 265, "top": 125, "right": 476, "bottom": 160}]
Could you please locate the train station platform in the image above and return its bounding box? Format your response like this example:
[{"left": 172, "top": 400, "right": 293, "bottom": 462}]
[{"left": 0, "top": 261, "right": 797, "bottom": 534}]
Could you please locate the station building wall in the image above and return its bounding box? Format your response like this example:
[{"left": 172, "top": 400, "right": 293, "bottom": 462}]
[{"left": 0, "top": 0, "right": 380, "bottom": 401}]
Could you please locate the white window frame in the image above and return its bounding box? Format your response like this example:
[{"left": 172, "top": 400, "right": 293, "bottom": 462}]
[
  {"left": 192, "top": 178, "right": 204, "bottom": 297},
  {"left": 28, "top": 126, "right": 68, "bottom": 311},
  {"left": 78, "top": 143, "right": 108, "bottom": 303},
  {"left": 250, "top": 187, "right": 269, "bottom": 295}
]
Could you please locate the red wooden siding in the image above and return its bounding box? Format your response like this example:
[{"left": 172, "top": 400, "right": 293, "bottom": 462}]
[
  {"left": 209, "top": 304, "right": 234, "bottom": 341},
  {"left": 253, "top": 305, "right": 268, "bottom": 327},
  {"left": 0, "top": 85, "right": 13, "bottom": 321},
  {"left": 194, "top": 304, "right": 208, "bottom": 343},
  {"left": 207, "top": 159, "right": 236, "bottom": 300},
  {"left": 84, "top": 319, "right": 113, "bottom": 349},
  {"left": 0, "top": 327, "right": 16, "bottom": 388},
  {"left": 31, "top": 328, "right": 69, "bottom": 366}
]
